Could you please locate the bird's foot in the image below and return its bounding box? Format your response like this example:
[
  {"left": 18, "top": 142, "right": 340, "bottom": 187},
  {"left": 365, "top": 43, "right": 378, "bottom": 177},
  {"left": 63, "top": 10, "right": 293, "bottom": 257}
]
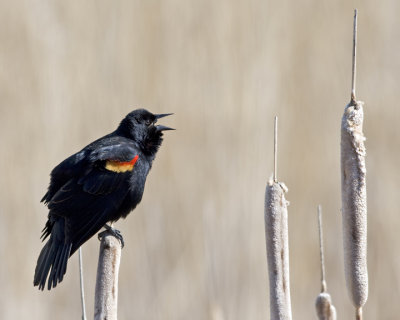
[{"left": 98, "top": 224, "right": 124, "bottom": 248}]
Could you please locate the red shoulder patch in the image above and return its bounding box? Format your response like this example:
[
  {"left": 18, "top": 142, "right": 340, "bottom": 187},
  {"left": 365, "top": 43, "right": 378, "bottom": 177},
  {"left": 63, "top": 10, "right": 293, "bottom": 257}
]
[{"left": 105, "top": 155, "right": 139, "bottom": 173}]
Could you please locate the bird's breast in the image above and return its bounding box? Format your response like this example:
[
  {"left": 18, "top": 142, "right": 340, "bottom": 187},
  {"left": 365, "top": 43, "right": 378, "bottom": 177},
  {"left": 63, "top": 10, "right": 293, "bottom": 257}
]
[{"left": 127, "top": 159, "right": 151, "bottom": 206}]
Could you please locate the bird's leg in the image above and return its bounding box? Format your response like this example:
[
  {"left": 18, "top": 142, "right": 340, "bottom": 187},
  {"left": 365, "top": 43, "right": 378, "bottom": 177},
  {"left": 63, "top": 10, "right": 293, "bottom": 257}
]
[{"left": 98, "top": 223, "right": 124, "bottom": 248}]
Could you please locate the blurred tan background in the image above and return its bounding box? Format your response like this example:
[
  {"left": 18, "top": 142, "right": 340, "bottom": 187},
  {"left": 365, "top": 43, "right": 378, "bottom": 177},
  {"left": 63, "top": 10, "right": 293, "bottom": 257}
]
[{"left": 1, "top": 0, "right": 399, "bottom": 319}]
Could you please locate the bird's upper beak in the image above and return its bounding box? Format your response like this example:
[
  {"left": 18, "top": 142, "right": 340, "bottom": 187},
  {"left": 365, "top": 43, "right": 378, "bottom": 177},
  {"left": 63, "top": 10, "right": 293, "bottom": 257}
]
[
  {"left": 155, "top": 113, "right": 174, "bottom": 131},
  {"left": 155, "top": 113, "right": 173, "bottom": 120}
]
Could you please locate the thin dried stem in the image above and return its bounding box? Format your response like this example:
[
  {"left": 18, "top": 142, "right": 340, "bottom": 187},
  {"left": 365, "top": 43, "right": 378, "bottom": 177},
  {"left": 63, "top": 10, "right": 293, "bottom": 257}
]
[
  {"left": 356, "top": 307, "right": 362, "bottom": 320},
  {"left": 273, "top": 116, "right": 278, "bottom": 182},
  {"left": 78, "top": 247, "right": 87, "bottom": 320},
  {"left": 351, "top": 9, "right": 358, "bottom": 104},
  {"left": 315, "top": 206, "right": 337, "bottom": 320},
  {"left": 317, "top": 205, "right": 327, "bottom": 293}
]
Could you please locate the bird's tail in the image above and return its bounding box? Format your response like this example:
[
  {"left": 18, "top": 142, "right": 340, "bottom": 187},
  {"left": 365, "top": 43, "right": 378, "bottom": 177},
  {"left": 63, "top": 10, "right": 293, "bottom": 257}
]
[{"left": 34, "top": 218, "right": 72, "bottom": 290}]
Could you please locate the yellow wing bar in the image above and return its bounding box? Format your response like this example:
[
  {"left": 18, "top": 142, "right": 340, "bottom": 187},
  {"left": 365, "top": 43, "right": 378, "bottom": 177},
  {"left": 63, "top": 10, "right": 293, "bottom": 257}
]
[{"left": 105, "top": 155, "right": 139, "bottom": 173}]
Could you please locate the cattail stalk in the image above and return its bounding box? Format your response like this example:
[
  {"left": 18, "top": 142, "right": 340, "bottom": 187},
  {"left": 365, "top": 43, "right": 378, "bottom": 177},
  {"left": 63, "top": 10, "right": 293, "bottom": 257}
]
[
  {"left": 94, "top": 231, "right": 122, "bottom": 320},
  {"left": 341, "top": 9, "right": 368, "bottom": 318},
  {"left": 78, "top": 247, "right": 87, "bottom": 320},
  {"left": 315, "top": 205, "right": 336, "bottom": 320},
  {"left": 264, "top": 117, "right": 292, "bottom": 320}
]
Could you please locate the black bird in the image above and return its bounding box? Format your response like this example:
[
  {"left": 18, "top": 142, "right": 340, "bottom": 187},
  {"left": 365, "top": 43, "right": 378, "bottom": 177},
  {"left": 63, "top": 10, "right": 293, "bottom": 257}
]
[{"left": 34, "top": 109, "right": 173, "bottom": 290}]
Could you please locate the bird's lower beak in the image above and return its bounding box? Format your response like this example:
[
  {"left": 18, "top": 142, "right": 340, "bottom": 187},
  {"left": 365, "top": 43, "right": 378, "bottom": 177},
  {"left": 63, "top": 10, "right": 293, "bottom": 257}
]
[{"left": 156, "top": 125, "right": 175, "bottom": 132}]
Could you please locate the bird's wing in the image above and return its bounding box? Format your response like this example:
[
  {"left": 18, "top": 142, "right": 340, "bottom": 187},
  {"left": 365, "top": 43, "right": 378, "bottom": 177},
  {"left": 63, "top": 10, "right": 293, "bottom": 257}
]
[
  {"left": 48, "top": 141, "right": 140, "bottom": 212},
  {"left": 48, "top": 178, "right": 130, "bottom": 254},
  {"left": 46, "top": 142, "right": 140, "bottom": 253},
  {"left": 88, "top": 141, "right": 138, "bottom": 162},
  {"left": 80, "top": 142, "right": 139, "bottom": 194},
  {"left": 41, "top": 151, "right": 87, "bottom": 204}
]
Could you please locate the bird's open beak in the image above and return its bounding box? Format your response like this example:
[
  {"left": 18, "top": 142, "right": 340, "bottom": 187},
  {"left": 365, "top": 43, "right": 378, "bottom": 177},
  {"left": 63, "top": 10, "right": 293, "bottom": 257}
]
[
  {"left": 155, "top": 113, "right": 173, "bottom": 120},
  {"left": 155, "top": 113, "right": 174, "bottom": 131}
]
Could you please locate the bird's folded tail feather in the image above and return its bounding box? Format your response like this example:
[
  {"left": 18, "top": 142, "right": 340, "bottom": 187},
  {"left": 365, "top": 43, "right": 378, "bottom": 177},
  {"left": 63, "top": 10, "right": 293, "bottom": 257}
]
[{"left": 34, "top": 218, "right": 72, "bottom": 290}]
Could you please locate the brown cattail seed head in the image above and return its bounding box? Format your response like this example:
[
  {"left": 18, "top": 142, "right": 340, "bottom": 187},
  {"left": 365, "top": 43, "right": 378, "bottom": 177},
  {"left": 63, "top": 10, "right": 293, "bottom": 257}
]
[
  {"left": 315, "top": 292, "right": 337, "bottom": 320},
  {"left": 264, "top": 179, "right": 292, "bottom": 320},
  {"left": 341, "top": 100, "right": 368, "bottom": 308}
]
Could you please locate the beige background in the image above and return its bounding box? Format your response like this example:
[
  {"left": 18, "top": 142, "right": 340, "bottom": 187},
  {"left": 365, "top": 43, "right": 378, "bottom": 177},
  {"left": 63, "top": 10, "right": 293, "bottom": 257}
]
[{"left": 1, "top": 0, "right": 399, "bottom": 319}]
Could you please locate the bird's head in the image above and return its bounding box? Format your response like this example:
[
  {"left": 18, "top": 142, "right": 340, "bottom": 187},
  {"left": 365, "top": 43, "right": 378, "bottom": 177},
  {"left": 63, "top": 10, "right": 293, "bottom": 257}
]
[{"left": 117, "top": 109, "right": 174, "bottom": 155}]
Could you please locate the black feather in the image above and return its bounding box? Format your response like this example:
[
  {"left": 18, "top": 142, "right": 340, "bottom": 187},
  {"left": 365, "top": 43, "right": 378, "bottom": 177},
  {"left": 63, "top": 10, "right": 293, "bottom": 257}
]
[{"left": 34, "top": 218, "right": 72, "bottom": 290}]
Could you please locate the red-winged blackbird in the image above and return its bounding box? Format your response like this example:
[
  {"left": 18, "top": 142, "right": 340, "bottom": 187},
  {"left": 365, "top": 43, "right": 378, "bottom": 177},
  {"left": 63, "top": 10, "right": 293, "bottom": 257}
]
[{"left": 34, "top": 109, "right": 173, "bottom": 290}]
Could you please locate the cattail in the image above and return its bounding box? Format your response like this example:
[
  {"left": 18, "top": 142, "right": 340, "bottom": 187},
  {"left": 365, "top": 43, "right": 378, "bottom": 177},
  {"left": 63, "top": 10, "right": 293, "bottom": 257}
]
[
  {"left": 264, "top": 117, "right": 292, "bottom": 320},
  {"left": 94, "top": 230, "right": 122, "bottom": 320},
  {"left": 316, "top": 293, "right": 337, "bottom": 320},
  {"left": 341, "top": 9, "right": 368, "bottom": 318},
  {"left": 315, "top": 205, "right": 336, "bottom": 320}
]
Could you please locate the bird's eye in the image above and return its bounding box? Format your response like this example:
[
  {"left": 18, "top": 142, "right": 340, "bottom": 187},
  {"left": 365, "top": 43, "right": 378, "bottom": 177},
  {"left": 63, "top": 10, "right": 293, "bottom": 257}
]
[{"left": 145, "top": 119, "right": 152, "bottom": 126}]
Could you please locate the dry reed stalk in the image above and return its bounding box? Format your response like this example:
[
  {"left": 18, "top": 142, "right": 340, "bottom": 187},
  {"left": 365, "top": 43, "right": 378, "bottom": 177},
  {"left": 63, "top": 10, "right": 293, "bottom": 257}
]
[
  {"left": 94, "top": 231, "right": 122, "bottom": 320},
  {"left": 264, "top": 117, "right": 292, "bottom": 320},
  {"left": 341, "top": 9, "right": 368, "bottom": 318},
  {"left": 315, "top": 206, "right": 336, "bottom": 320},
  {"left": 78, "top": 247, "right": 87, "bottom": 320}
]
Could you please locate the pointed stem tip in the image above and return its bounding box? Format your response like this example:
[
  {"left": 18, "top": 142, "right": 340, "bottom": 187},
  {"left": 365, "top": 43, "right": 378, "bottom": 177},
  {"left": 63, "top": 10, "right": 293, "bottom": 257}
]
[
  {"left": 273, "top": 116, "right": 278, "bottom": 182},
  {"left": 351, "top": 9, "right": 358, "bottom": 104}
]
